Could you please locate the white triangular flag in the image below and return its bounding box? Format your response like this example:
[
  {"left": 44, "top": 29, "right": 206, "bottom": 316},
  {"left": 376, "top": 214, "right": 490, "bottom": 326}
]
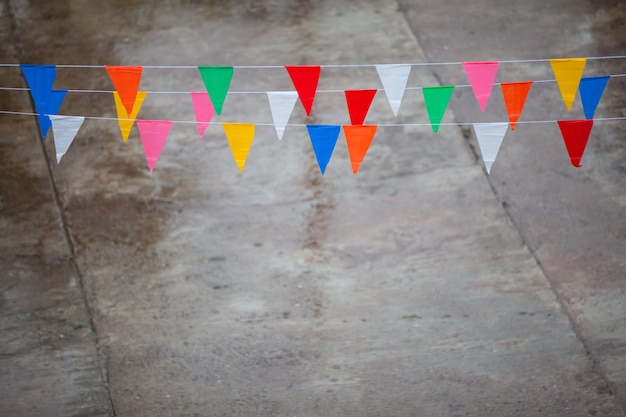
[
  {"left": 50, "top": 115, "right": 85, "bottom": 163},
  {"left": 473, "top": 122, "right": 508, "bottom": 174},
  {"left": 376, "top": 64, "right": 411, "bottom": 117},
  {"left": 267, "top": 91, "right": 298, "bottom": 140}
]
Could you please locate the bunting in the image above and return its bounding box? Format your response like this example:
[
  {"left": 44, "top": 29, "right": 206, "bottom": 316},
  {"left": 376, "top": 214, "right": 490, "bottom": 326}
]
[
  {"left": 422, "top": 86, "right": 455, "bottom": 132},
  {"left": 343, "top": 125, "right": 377, "bottom": 174},
  {"left": 198, "top": 66, "right": 234, "bottom": 116},
  {"left": 136, "top": 119, "right": 173, "bottom": 173},
  {"left": 345, "top": 89, "right": 377, "bottom": 125},
  {"left": 549, "top": 58, "right": 586, "bottom": 110},
  {"left": 285, "top": 66, "right": 321, "bottom": 117},
  {"left": 462, "top": 61, "right": 499, "bottom": 112},
  {"left": 50, "top": 115, "right": 85, "bottom": 163},
  {"left": 20, "top": 64, "right": 67, "bottom": 139},
  {"left": 105, "top": 66, "right": 143, "bottom": 115},
  {"left": 10, "top": 56, "right": 623, "bottom": 174},
  {"left": 473, "top": 122, "right": 508, "bottom": 174},
  {"left": 579, "top": 76, "right": 609, "bottom": 120},
  {"left": 306, "top": 125, "right": 341, "bottom": 175},
  {"left": 222, "top": 123, "right": 255, "bottom": 171},
  {"left": 190, "top": 92, "right": 215, "bottom": 139},
  {"left": 267, "top": 91, "right": 298, "bottom": 140},
  {"left": 113, "top": 91, "right": 147, "bottom": 142},
  {"left": 500, "top": 82, "right": 533, "bottom": 130},
  {"left": 557, "top": 119, "right": 593, "bottom": 167},
  {"left": 376, "top": 64, "right": 411, "bottom": 117}
]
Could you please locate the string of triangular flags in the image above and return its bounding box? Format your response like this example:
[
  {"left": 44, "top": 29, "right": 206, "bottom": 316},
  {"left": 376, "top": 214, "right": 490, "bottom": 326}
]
[{"left": 6, "top": 57, "right": 622, "bottom": 174}]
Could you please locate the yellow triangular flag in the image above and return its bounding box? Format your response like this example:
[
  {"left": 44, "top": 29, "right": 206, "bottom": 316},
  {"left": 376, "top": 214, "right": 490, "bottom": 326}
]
[
  {"left": 222, "top": 123, "right": 255, "bottom": 171},
  {"left": 549, "top": 58, "right": 586, "bottom": 111},
  {"left": 113, "top": 91, "right": 147, "bottom": 142}
]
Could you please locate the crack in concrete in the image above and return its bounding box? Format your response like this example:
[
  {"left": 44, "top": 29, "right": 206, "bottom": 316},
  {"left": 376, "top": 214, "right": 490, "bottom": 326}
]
[{"left": 3, "top": 0, "right": 117, "bottom": 415}]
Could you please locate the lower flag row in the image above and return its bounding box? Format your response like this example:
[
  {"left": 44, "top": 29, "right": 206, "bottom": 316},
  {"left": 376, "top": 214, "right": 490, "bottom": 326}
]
[{"left": 48, "top": 116, "right": 594, "bottom": 175}]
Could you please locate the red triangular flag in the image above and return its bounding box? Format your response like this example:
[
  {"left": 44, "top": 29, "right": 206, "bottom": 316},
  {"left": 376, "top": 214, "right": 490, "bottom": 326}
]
[
  {"left": 105, "top": 66, "right": 143, "bottom": 115},
  {"left": 343, "top": 125, "right": 377, "bottom": 173},
  {"left": 285, "top": 66, "right": 321, "bottom": 116},
  {"left": 501, "top": 81, "right": 533, "bottom": 130},
  {"left": 345, "top": 89, "right": 377, "bottom": 125},
  {"left": 557, "top": 120, "right": 593, "bottom": 168}
]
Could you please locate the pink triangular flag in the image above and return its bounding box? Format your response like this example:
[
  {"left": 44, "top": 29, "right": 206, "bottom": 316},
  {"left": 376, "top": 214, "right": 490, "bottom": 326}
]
[
  {"left": 190, "top": 92, "right": 214, "bottom": 139},
  {"left": 136, "top": 120, "right": 173, "bottom": 173},
  {"left": 462, "top": 61, "right": 499, "bottom": 112}
]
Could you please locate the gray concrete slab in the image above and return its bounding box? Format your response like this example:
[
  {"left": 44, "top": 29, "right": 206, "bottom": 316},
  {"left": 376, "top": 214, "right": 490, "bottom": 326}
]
[
  {"left": 1, "top": 1, "right": 624, "bottom": 417},
  {"left": 0, "top": 2, "right": 110, "bottom": 416},
  {"left": 398, "top": 0, "right": 626, "bottom": 407}
]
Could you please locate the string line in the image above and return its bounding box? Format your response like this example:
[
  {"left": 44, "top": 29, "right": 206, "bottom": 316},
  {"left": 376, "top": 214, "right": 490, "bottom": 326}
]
[
  {"left": 0, "top": 73, "right": 624, "bottom": 95},
  {"left": 1, "top": 109, "right": 624, "bottom": 127},
  {"left": 0, "top": 55, "right": 625, "bottom": 69}
]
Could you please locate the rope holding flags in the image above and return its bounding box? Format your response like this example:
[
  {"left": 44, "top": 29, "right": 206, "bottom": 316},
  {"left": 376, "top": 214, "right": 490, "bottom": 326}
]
[{"left": 4, "top": 56, "right": 624, "bottom": 174}]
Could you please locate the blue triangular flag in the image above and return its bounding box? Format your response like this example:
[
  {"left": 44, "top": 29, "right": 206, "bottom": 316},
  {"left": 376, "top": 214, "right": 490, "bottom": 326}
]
[
  {"left": 579, "top": 76, "right": 609, "bottom": 120},
  {"left": 306, "top": 125, "right": 340, "bottom": 175},
  {"left": 20, "top": 65, "right": 56, "bottom": 103},
  {"left": 20, "top": 65, "right": 67, "bottom": 139},
  {"left": 37, "top": 90, "right": 68, "bottom": 139}
]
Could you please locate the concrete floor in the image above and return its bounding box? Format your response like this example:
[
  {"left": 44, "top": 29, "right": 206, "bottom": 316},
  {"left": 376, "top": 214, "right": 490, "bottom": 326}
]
[{"left": 1, "top": 1, "right": 624, "bottom": 416}]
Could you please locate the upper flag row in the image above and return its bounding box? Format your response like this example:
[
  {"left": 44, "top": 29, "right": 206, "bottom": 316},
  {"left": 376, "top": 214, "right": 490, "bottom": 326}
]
[
  {"left": 20, "top": 58, "right": 612, "bottom": 138},
  {"left": 13, "top": 58, "right": 616, "bottom": 173}
]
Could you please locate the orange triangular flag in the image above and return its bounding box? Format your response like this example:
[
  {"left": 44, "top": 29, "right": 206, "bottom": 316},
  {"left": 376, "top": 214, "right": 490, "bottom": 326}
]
[
  {"left": 113, "top": 91, "right": 147, "bottom": 142},
  {"left": 500, "top": 82, "right": 533, "bottom": 130},
  {"left": 343, "top": 125, "right": 377, "bottom": 174},
  {"left": 549, "top": 58, "right": 586, "bottom": 110},
  {"left": 222, "top": 123, "right": 255, "bottom": 171},
  {"left": 105, "top": 66, "right": 143, "bottom": 115}
]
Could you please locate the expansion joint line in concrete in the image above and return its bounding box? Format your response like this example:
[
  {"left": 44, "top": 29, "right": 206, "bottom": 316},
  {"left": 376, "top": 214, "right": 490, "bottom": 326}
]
[
  {"left": 3, "top": 0, "right": 117, "bottom": 415},
  {"left": 394, "top": 3, "right": 626, "bottom": 416}
]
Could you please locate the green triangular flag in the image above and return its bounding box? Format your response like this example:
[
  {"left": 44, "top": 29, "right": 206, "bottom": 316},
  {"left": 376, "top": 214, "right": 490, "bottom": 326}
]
[
  {"left": 422, "top": 86, "right": 455, "bottom": 132},
  {"left": 197, "top": 66, "right": 234, "bottom": 115}
]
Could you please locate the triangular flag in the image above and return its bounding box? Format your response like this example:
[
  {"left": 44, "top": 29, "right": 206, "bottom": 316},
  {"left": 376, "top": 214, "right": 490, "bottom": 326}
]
[
  {"left": 136, "top": 120, "right": 173, "bottom": 173},
  {"left": 285, "top": 66, "right": 321, "bottom": 117},
  {"left": 422, "top": 86, "right": 455, "bottom": 132},
  {"left": 113, "top": 91, "right": 147, "bottom": 142},
  {"left": 222, "top": 123, "right": 255, "bottom": 171},
  {"left": 343, "top": 125, "right": 377, "bottom": 174},
  {"left": 376, "top": 64, "right": 411, "bottom": 117},
  {"left": 462, "top": 61, "right": 499, "bottom": 112},
  {"left": 549, "top": 58, "right": 586, "bottom": 111},
  {"left": 190, "top": 92, "right": 215, "bottom": 139},
  {"left": 198, "top": 66, "right": 234, "bottom": 116},
  {"left": 345, "top": 89, "right": 377, "bottom": 125},
  {"left": 20, "top": 64, "right": 56, "bottom": 103},
  {"left": 473, "top": 122, "right": 508, "bottom": 174},
  {"left": 579, "top": 76, "right": 609, "bottom": 120},
  {"left": 50, "top": 115, "right": 85, "bottom": 163},
  {"left": 20, "top": 65, "right": 68, "bottom": 140},
  {"left": 267, "top": 91, "right": 298, "bottom": 140},
  {"left": 500, "top": 81, "right": 533, "bottom": 130},
  {"left": 306, "top": 125, "right": 341, "bottom": 175},
  {"left": 105, "top": 66, "right": 143, "bottom": 115},
  {"left": 557, "top": 120, "right": 593, "bottom": 168},
  {"left": 36, "top": 90, "right": 67, "bottom": 140}
]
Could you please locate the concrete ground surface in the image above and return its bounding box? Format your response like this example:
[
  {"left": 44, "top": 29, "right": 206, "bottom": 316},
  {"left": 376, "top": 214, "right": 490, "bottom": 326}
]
[{"left": 0, "top": 1, "right": 624, "bottom": 417}]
